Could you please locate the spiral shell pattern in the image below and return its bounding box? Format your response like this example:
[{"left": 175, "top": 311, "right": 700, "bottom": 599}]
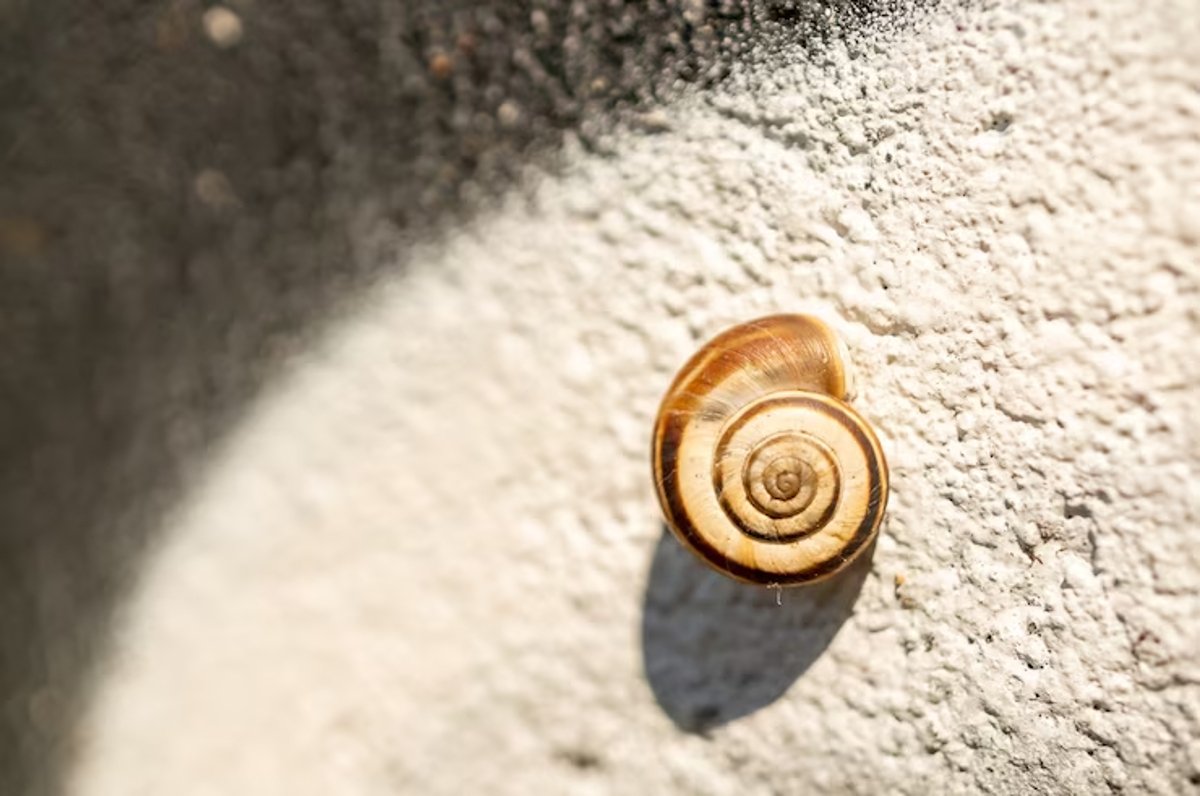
[{"left": 652, "top": 315, "right": 888, "bottom": 586}]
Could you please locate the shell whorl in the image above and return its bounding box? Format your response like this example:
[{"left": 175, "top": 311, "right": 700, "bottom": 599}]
[{"left": 651, "top": 315, "right": 888, "bottom": 586}]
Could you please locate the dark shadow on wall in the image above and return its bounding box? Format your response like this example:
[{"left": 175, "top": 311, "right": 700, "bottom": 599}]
[
  {"left": 642, "top": 527, "right": 873, "bottom": 732},
  {"left": 0, "top": 1, "right": 926, "bottom": 793}
]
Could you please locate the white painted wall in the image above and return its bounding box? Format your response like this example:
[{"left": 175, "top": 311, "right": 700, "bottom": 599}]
[{"left": 67, "top": 0, "right": 1200, "bottom": 792}]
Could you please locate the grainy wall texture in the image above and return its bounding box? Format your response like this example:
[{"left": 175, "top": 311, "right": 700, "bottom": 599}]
[{"left": 2, "top": 0, "right": 1198, "bottom": 794}]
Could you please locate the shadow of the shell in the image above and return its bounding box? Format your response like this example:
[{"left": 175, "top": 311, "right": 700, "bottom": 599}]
[{"left": 641, "top": 526, "right": 873, "bottom": 732}]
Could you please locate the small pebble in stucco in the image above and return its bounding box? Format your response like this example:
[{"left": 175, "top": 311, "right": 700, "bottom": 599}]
[
  {"left": 202, "top": 6, "right": 243, "bottom": 48},
  {"left": 429, "top": 52, "right": 454, "bottom": 81},
  {"left": 0, "top": 215, "right": 47, "bottom": 257},
  {"left": 497, "top": 101, "right": 521, "bottom": 129},
  {"left": 193, "top": 169, "right": 240, "bottom": 210}
]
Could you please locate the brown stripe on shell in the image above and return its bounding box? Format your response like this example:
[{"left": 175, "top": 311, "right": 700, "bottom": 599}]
[{"left": 657, "top": 315, "right": 847, "bottom": 408}]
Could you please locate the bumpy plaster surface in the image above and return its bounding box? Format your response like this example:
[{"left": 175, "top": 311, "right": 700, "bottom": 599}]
[{"left": 30, "top": 0, "right": 1200, "bottom": 793}]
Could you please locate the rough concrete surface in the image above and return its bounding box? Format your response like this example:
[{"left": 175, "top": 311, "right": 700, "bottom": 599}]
[{"left": 2, "top": 0, "right": 1199, "bottom": 794}]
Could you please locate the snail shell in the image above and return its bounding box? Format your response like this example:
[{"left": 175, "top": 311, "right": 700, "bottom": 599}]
[{"left": 651, "top": 314, "right": 888, "bottom": 586}]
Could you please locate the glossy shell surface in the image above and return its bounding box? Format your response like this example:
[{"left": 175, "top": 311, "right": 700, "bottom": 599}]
[{"left": 652, "top": 315, "right": 888, "bottom": 586}]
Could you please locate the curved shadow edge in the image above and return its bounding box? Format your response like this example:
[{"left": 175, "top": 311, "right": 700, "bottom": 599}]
[{"left": 641, "top": 526, "right": 874, "bottom": 733}]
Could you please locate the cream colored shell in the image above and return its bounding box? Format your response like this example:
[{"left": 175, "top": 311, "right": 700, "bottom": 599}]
[{"left": 651, "top": 315, "right": 888, "bottom": 586}]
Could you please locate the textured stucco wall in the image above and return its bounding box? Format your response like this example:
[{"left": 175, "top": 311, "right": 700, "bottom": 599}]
[{"left": 4, "top": 0, "right": 1199, "bottom": 793}]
